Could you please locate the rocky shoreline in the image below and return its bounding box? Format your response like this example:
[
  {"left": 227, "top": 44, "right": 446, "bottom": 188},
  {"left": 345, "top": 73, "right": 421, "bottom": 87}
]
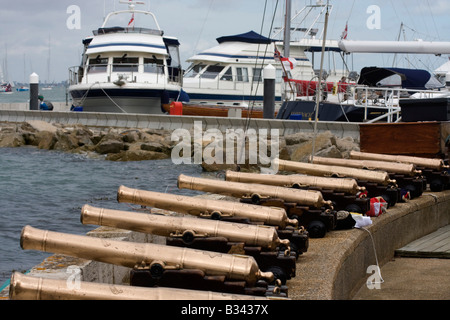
[{"left": 0, "top": 120, "right": 360, "bottom": 170}]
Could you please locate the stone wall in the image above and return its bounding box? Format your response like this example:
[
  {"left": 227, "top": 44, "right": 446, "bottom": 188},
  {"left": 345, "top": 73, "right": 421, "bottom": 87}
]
[{"left": 0, "top": 120, "right": 361, "bottom": 170}]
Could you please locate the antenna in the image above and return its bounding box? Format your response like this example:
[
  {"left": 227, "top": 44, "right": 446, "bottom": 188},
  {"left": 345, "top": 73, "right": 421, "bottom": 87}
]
[{"left": 119, "top": 0, "right": 146, "bottom": 10}]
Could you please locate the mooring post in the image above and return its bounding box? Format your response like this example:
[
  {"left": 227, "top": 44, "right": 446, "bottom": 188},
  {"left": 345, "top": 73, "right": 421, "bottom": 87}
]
[
  {"left": 263, "top": 64, "right": 276, "bottom": 119},
  {"left": 29, "top": 73, "right": 39, "bottom": 111}
]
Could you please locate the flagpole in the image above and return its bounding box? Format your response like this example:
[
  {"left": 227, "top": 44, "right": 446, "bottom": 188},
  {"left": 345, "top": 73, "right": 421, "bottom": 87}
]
[
  {"left": 282, "top": 0, "right": 292, "bottom": 102},
  {"left": 311, "top": 0, "right": 330, "bottom": 163}
]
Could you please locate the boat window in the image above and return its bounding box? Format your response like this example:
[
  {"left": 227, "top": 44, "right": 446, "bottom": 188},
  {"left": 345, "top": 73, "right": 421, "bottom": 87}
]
[
  {"left": 202, "top": 65, "right": 224, "bottom": 79},
  {"left": 220, "top": 67, "right": 233, "bottom": 81},
  {"left": 87, "top": 58, "right": 108, "bottom": 74},
  {"left": 253, "top": 68, "right": 263, "bottom": 82},
  {"left": 276, "top": 69, "right": 284, "bottom": 83},
  {"left": 144, "top": 57, "right": 164, "bottom": 74},
  {"left": 236, "top": 68, "right": 249, "bottom": 82},
  {"left": 113, "top": 57, "right": 139, "bottom": 72},
  {"left": 185, "top": 64, "right": 206, "bottom": 78}
]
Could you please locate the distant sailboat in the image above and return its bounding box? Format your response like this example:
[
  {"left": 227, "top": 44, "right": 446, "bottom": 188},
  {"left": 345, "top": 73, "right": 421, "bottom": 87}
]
[
  {"left": 1, "top": 46, "right": 13, "bottom": 93},
  {"left": 43, "top": 35, "right": 53, "bottom": 91}
]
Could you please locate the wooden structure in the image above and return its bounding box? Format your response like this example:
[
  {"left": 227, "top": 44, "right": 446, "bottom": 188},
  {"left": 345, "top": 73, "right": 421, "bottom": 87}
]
[
  {"left": 396, "top": 225, "right": 450, "bottom": 259},
  {"left": 360, "top": 121, "right": 450, "bottom": 159}
]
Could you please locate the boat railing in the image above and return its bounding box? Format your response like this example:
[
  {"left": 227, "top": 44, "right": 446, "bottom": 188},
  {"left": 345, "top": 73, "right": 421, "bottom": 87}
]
[
  {"left": 185, "top": 73, "right": 284, "bottom": 94},
  {"left": 93, "top": 27, "right": 163, "bottom": 36},
  {"left": 69, "top": 63, "right": 183, "bottom": 86},
  {"left": 348, "top": 85, "right": 449, "bottom": 123}
]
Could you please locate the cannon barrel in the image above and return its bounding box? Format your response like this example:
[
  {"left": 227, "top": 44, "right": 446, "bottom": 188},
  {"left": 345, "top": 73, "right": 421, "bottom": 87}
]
[
  {"left": 9, "top": 272, "right": 274, "bottom": 300},
  {"left": 311, "top": 156, "right": 421, "bottom": 176},
  {"left": 225, "top": 170, "right": 365, "bottom": 195},
  {"left": 117, "top": 186, "right": 297, "bottom": 228},
  {"left": 20, "top": 226, "right": 274, "bottom": 286},
  {"left": 275, "top": 159, "right": 396, "bottom": 186},
  {"left": 81, "top": 205, "right": 289, "bottom": 251},
  {"left": 350, "top": 151, "right": 449, "bottom": 171},
  {"left": 177, "top": 174, "right": 333, "bottom": 209}
]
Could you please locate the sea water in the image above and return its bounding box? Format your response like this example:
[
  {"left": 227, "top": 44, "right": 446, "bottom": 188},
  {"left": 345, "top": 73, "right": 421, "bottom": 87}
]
[
  {"left": 0, "top": 147, "right": 204, "bottom": 286},
  {"left": 0, "top": 86, "right": 68, "bottom": 104}
]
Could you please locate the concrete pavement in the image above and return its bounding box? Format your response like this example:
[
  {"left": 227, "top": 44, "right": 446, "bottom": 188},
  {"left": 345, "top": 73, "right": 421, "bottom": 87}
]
[{"left": 353, "top": 257, "right": 450, "bottom": 300}]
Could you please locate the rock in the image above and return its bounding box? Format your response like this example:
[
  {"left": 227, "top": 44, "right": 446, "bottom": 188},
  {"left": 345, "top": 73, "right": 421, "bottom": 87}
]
[
  {"left": 284, "top": 132, "right": 314, "bottom": 146},
  {"left": 36, "top": 131, "right": 57, "bottom": 150},
  {"left": 121, "top": 130, "right": 140, "bottom": 143},
  {"left": 141, "top": 142, "right": 169, "bottom": 153},
  {"left": 289, "top": 131, "right": 336, "bottom": 162},
  {"left": 53, "top": 131, "right": 80, "bottom": 151},
  {"left": 106, "top": 150, "right": 169, "bottom": 161},
  {"left": 26, "top": 120, "right": 57, "bottom": 133},
  {"left": 0, "top": 133, "right": 25, "bottom": 147},
  {"left": 336, "top": 136, "right": 360, "bottom": 157},
  {"left": 95, "top": 140, "right": 125, "bottom": 154},
  {"left": 314, "top": 145, "right": 343, "bottom": 158}
]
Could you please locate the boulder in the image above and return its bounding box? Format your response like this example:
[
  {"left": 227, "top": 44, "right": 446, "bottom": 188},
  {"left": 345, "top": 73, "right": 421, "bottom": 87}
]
[
  {"left": 0, "top": 133, "right": 25, "bottom": 147},
  {"left": 95, "top": 140, "right": 125, "bottom": 154},
  {"left": 289, "top": 131, "right": 336, "bottom": 162},
  {"left": 106, "top": 150, "right": 169, "bottom": 161},
  {"left": 36, "top": 131, "right": 57, "bottom": 150},
  {"left": 26, "top": 120, "right": 57, "bottom": 134},
  {"left": 53, "top": 131, "right": 80, "bottom": 151}
]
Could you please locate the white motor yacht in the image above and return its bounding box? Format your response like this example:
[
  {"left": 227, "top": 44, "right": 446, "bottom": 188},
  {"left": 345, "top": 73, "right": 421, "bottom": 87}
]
[{"left": 68, "top": 0, "right": 184, "bottom": 114}]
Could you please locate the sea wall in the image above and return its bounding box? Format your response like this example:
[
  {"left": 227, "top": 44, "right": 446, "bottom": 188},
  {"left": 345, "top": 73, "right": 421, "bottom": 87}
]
[{"left": 0, "top": 120, "right": 361, "bottom": 170}]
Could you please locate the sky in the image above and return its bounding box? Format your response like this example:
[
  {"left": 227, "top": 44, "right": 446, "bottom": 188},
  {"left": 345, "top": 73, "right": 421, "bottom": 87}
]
[{"left": 1, "top": 0, "right": 450, "bottom": 83}]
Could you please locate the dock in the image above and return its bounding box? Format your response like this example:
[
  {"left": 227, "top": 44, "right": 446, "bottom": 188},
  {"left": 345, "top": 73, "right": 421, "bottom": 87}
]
[{"left": 396, "top": 225, "right": 450, "bottom": 259}]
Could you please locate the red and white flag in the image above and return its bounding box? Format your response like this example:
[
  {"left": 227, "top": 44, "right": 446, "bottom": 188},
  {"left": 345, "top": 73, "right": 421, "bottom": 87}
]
[
  {"left": 128, "top": 13, "right": 135, "bottom": 27},
  {"left": 275, "top": 49, "right": 297, "bottom": 70},
  {"left": 341, "top": 23, "right": 348, "bottom": 40}
]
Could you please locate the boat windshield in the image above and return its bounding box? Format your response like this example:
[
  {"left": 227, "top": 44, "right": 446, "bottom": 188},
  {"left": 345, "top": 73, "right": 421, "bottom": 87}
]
[
  {"left": 185, "top": 64, "right": 207, "bottom": 78},
  {"left": 201, "top": 66, "right": 225, "bottom": 79}
]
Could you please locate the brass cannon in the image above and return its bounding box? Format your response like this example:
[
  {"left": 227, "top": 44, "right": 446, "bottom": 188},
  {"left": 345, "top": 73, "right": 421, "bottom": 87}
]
[
  {"left": 350, "top": 151, "right": 450, "bottom": 192},
  {"left": 225, "top": 170, "right": 370, "bottom": 214},
  {"left": 177, "top": 175, "right": 335, "bottom": 239},
  {"left": 350, "top": 151, "right": 449, "bottom": 171},
  {"left": 81, "top": 204, "right": 288, "bottom": 251},
  {"left": 276, "top": 159, "right": 400, "bottom": 208},
  {"left": 310, "top": 156, "right": 421, "bottom": 176},
  {"left": 310, "top": 156, "right": 425, "bottom": 199},
  {"left": 81, "top": 205, "right": 297, "bottom": 283},
  {"left": 276, "top": 159, "right": 396, "bottom": 186},
  {"left": 225, "top": 170, "right": 365, "bottom": 195},
  {"left": 9, "top": 272, "right": 279, "bottom": 300},
  {"left": 20, "top": 226, "right": 275, "bottom": 293},
  {"left": 177, "top": 174, "right": 333, "bottom": 209},
  {"left": 117, "top": 186, "right": 297, "bottom": 229}
]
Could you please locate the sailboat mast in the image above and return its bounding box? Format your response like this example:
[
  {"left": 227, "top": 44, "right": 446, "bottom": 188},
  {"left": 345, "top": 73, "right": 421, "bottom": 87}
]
[
  {"left": 311, "top": 0, "right": 330, "bottom": 161},
  {"left": 283, "top": 0, "right": 291, "bottom": 58}
]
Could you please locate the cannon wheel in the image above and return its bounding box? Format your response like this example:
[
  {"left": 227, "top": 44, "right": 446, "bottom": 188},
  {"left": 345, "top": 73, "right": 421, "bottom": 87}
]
[
  {"left": 430, "top": 179, "right": 444, "bottom": 192},
  {"left": 307, "top": 220, "right": 327, "bottom": 238},
  {"left": 265, "top": 266, "right": 287, "bottom": 285}
]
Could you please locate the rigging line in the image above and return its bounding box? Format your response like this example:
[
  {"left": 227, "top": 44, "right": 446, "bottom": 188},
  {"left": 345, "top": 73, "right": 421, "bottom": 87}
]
[
  {"left": 427, "top": 0, "right": 440, "bottom": 40},
  {"left": 192, "top": 0, "right": 215, "bottom": 56},
  {"left": 239, "top": 0, "right": 279, "bottom": 170},
  {"left": 245, "top": 0, "right": 278, "bottom": 130}
]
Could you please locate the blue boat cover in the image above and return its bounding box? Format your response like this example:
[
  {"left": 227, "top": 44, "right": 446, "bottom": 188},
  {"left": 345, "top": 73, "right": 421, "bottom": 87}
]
[
  {"left": 216, "top": 31, "right": 273, "bottom": 44},
  {"left": 358, "top": 67, "right": 442, "bottom": 90}
]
